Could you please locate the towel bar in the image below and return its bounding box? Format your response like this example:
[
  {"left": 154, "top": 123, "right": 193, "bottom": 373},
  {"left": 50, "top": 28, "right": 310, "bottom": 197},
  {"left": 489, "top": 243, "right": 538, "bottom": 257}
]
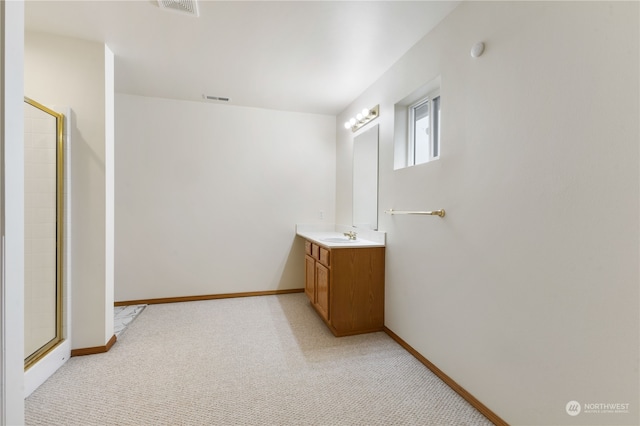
[{"left": 385, "top": 209, "right": 445, "bottom": 217}]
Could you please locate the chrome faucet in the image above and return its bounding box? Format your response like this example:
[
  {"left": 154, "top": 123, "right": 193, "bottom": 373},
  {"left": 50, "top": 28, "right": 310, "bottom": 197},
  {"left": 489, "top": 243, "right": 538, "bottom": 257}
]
[{"left": 343, "top": 231, "right": 357, "bottom": 240}]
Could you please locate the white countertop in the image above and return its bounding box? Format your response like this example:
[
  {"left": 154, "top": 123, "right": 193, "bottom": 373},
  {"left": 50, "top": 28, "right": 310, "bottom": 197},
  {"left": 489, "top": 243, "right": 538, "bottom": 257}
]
[{"left": 296, "top": 224, "right": 385, "bottom": 248}]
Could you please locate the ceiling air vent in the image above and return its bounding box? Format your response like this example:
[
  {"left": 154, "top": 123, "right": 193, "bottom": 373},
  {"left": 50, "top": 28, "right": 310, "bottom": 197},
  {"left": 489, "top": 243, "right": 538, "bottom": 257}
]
[
  {"left": 202, "top": 95, "right": 231, "bottom": 103},
  {"left": 158, "top": 0, "right": 199, "bottom": 17}
]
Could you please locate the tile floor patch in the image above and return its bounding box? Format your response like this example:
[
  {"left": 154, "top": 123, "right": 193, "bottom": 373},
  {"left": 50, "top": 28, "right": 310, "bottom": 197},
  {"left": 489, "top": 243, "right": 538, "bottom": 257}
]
[{"left": 114, "top": 305, "right": 146, "bottom": 337}]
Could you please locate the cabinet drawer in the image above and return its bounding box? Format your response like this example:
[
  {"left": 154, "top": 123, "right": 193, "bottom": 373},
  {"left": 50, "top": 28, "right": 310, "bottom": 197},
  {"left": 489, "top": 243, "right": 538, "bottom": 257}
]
[
  {"left": 318, "top": 247, "right": 330, "bottom": 267},
  {"left": 304, "top": 239, "right": 330, "bottom": 266},
  {"left": 311, "top": 243, "right": 320, "bottom": 260}
]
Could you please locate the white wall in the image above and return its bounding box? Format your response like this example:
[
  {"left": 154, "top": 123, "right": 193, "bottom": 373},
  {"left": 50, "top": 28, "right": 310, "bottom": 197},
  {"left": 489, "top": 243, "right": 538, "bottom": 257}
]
[
  {"left": 24, "top": 32, "right": 113, "bottom": 350},
  {"left": 115, "top": 94, "right": 335, "bottom": 301},
  {"left": 104, "top": 46, "right": 115, "bottom": 344},
  {"left": 337, "top": 2, "right": 638, "bottom": 425},
  {"left": 1, "top": 1, "right": 25, "bottom": 423}
]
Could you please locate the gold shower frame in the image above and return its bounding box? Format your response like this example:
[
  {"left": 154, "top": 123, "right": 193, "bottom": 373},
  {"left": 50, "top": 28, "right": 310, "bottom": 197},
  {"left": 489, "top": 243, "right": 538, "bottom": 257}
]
[{"left": 23, "top": 97, "right": 65, "bottom": 370}]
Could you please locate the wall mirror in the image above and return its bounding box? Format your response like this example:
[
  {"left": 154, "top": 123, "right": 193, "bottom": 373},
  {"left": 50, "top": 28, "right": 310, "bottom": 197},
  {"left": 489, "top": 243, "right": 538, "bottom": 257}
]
[
  {"left": 353, "top": 124, "right": 379, "bottom": 230},
  {"left": 24, "top": 97, "right": 64, "bottom": 370}
]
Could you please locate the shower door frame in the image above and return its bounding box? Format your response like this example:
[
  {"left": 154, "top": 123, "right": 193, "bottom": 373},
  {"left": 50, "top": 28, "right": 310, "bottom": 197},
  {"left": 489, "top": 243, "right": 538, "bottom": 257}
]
[{"left": 23, "top": 97, "right": 64, "bottom": 370}]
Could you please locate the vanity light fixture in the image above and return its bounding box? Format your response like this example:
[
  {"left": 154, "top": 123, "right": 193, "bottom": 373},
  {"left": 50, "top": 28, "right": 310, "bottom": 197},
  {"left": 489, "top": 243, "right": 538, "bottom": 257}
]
[{"left": 343, "top": 105, "right": 379, "bottom": 132}]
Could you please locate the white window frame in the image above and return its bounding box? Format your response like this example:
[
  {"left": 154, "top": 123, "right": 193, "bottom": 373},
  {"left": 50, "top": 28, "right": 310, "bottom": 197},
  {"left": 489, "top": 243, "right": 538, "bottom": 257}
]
[{"left": 407, "top": 90, "right": 440, "bottom": 166}]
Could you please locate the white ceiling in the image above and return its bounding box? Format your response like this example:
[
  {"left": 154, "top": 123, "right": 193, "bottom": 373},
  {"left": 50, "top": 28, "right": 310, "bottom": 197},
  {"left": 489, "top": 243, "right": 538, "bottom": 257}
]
[{"left": 25, "top": 1, "right": 459, "bottom": 115}]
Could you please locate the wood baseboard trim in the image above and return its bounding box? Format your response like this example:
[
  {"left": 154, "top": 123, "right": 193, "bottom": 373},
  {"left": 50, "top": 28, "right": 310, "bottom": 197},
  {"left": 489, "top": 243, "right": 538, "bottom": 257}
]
[
  {"left": 71, "top": 334, "right": 117, "bottom": 357},
  {"left": 383, "top": 326, "right": 508, "bottom": 426},
  {"left": 115, "top": 288, "right": 305, "bottom": 307}
]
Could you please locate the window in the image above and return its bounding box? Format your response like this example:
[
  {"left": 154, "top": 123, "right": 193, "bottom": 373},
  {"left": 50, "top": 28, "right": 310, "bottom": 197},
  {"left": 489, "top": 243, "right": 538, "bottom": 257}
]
[
  {"left": 408, "top": 92, "right": 440, "bottom": 166},
  {"left": 393, "top": 76, "right": 441, "bottom": 170}
]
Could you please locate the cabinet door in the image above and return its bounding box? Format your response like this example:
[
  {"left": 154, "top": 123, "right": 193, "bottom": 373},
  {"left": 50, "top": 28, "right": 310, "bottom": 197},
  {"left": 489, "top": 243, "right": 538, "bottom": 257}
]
[
  {"left": 305, "top": 255, "right": 316, "bottom": 302},
  {"left": 315, "top": 263, "right": 330, "bottom": 321}
]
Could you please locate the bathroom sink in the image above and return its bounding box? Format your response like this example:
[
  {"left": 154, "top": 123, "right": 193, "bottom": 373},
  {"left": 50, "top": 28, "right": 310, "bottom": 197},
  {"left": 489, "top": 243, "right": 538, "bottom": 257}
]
[{"left": 321, "top": 237, "right": 357, "bottom": 243}]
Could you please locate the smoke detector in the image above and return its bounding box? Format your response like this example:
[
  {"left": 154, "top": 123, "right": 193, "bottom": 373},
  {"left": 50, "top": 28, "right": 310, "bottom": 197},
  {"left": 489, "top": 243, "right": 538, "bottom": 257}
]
[{"left": 158, "top": 0, "right": 199, "bottom": 17}]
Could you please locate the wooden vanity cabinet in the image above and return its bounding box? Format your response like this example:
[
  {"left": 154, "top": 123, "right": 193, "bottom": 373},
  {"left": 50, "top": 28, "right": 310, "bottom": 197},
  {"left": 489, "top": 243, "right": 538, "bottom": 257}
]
[
  {"left": 303, "top": 239, "right": 385, "bottom": 337},
  {"left": 305, "top": 241, "right": 330, "bottom": 321}
]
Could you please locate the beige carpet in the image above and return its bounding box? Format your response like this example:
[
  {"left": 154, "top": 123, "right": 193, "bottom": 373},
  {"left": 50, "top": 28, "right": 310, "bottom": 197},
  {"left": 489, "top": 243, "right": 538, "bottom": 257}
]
[{"left": 25, "top": 293, "right": 493, "bottom": 425}]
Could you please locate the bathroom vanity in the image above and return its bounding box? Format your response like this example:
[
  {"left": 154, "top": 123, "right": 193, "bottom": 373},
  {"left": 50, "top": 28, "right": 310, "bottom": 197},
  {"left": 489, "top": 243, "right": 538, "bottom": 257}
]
[{"left": 297, "top": 227, "right": 385, "bottom": 337}]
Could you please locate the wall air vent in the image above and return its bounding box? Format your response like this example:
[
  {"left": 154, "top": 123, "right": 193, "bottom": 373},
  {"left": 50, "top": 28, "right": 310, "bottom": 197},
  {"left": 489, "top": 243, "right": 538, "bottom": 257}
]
[
  {"left": 202, "top": 95, "right": 231, "bottom": 103},
  {"left": 158, "top": 0, "right": 199, "bottom": 17}
]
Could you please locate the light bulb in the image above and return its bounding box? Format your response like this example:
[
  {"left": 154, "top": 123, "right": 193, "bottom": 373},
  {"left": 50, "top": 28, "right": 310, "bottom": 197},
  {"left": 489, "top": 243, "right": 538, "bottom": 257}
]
[
  {"left": 344, "top": 122, "right": 351, "bottom": 129},
  {"left": 356, "top": 113, "right": 363, "bottom": 121},
  {"left": 349, "top": 118, "right": 357, "bottom": 126},
  {"left": 361, "top": 108, "right": 370, "bottom": 117}
]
